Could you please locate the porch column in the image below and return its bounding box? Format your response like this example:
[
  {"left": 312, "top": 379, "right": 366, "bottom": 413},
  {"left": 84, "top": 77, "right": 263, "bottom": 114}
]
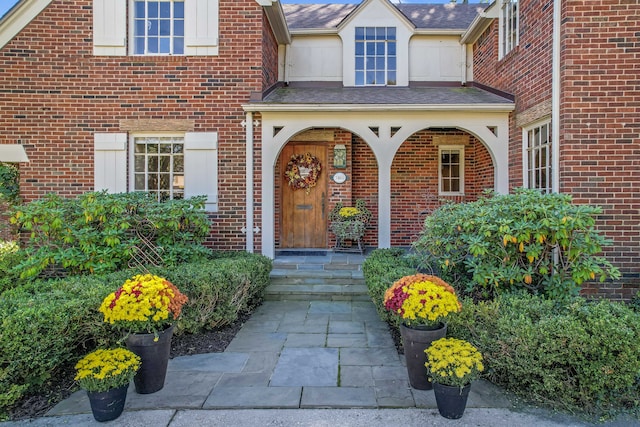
[{"left": 377, "top": 155, "right": 394, "bottom": 249}]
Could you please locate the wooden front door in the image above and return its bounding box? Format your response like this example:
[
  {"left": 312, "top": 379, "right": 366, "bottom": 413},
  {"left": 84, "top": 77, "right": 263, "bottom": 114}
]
[{"left": 280, "top": 144, "right": 327, "bottom": 248}]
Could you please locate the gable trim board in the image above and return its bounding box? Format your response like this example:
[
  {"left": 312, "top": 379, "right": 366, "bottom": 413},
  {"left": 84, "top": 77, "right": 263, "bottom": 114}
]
[{"left": 0, "top": 0, "right": 53, "bottom": 50}]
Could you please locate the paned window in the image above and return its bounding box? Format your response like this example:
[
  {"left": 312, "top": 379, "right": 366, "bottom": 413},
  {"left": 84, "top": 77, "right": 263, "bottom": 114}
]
[
  {"left": 524, "top": 121, "right": 552, "bottom": 193},
  {"left": 439, "top": 146, "right": 464, "bottom": 195},
  {"left": 133, "top": 136, "right": 185, "bottom": 201},
  {"left": 355, "top": 27, "right": 396, "bottom": 86},
  {"left": 500, "top": 0, "right": 518, "bottom": 58},
  {"left": 133, "top": 0, "right": 185, "bottom": 55}
]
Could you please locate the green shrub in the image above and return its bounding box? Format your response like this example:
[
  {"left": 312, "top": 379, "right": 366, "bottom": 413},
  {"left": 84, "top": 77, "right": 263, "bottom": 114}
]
[
  {"left": 0, "top": 163, "right": 19, "bottom": 204},
  {"left": 0, "top": 241, "right": 24, "bottom": 294},
  {"left": 10, "top": 192, "right": 211, "bottom": 279},
  {"left": 0, "top": 253, "right": 271, "bottom": 416},
  {"left": 362, "top": 248, "right": 417, "bottom": 325},
  {"left": 413, "top": 189, "right": 620, "bottom": 300},
  {"left": 444, "top": 294, "right": 640, "bottom": 418}
]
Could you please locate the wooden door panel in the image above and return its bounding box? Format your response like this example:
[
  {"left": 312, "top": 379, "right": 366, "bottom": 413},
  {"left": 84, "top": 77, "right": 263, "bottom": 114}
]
[{"left": 280, "top": 144, "right": 327, "bottom": 248}]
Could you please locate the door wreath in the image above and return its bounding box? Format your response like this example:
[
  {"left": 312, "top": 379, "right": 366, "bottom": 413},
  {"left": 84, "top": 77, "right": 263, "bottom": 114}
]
[{"left": 284, "top": 152, "right": 322, "bottom": 194}]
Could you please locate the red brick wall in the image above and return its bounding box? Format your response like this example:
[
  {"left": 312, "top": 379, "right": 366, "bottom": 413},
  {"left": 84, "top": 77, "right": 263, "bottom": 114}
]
[
  {"left": 352, "top": 135, "right": 379, "bottom": 248},
  {"left": 0, "top": 0, "right": 265, "bottom": 250},
  {"left": 472, "top": 0, "right": 640, "bottom": 299},
  {"left": 261, "top": 12, "right": 279, "bottom": 92},
  {"left": 560, "top": 0, "right": 640, "bottom": 298},
  {"left": 390, "top": 130, "right": 494, "bottom": 247}
]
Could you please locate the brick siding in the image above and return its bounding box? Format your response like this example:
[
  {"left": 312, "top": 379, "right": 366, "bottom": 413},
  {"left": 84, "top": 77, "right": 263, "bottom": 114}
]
[
  {"left": 0, "top": 0, "right": 273, "bottom": 250},
  {"left": 472, "top": 0, "right": 640, "bottom": 299}
]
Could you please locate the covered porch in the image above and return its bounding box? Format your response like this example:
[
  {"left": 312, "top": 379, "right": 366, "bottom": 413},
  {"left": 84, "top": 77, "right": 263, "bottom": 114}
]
[{"left": 243, "top": 85, "right": 514, "bottom": 258}]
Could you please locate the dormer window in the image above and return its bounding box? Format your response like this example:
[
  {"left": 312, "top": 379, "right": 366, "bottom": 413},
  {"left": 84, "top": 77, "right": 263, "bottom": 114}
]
[
  {"left": 355, "top": 27, "right": 397, "bottom": 86},
  {"left": 133, "top": 0, "right": 185, "bottom": 55}
]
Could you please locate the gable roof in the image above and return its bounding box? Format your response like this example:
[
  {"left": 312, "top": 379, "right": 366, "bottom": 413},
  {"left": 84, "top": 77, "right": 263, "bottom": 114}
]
[{"left": 283, "top": 3, "right": 486, "bottom": 32}]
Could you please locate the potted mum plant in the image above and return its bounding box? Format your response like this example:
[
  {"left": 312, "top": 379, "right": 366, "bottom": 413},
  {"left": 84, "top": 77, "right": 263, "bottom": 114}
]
[
  {"left": 383, "top": 273, "right": 461, "bottom": 389},
  {"left": 75, "top": 348, "right": 141, "bottom": 422},
  {"left": 329, "top": 199, "right": 371, "bottom": 254},
  {"left": 99, "top": 273, "right": 188, "bottom": 394},
  {"left": 425, "top": 337, "right": 485, "bottom": 419}
]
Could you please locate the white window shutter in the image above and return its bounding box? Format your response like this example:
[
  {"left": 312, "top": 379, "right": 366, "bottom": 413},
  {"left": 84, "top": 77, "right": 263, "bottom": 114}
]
[
  {"left": 184, "top": 132, "right": 218, "bottom": 211},
  {"left": 185, "top": 0, "right": 220, "bottom": 56},
  {"left": 94, "top": 133, "right": 127, "bottom": 193},
  {"left": 93, "top": 0, "right": 126, "bottom": 56}
]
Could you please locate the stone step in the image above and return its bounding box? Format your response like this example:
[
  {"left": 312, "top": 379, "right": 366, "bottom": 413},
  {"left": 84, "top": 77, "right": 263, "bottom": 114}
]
[{"left": 267, "top": 262, "right": 368, "bottom": 301}]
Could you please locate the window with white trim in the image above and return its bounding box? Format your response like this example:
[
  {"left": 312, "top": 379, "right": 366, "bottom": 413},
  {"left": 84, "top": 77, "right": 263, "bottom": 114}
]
[
  {"left": 523, "top": 120, "right": 552, "bottom": 193},
  {"left": 500, "top": 0, "right": 518, "bottom": 58},
  {"left": 133, "top": 0, "right": 185, "bottom": 55},
  {"left": 439, "top": 146, "right": 464, "bottom": 195},
  {"left": 94, "top": 131, "right": 218, "bottom": 211},
  {"left": 92, "top": 0, "right": 219, "bottom": 57},
  {"left": 133, "top": 135, "right": 185, "bottom": 201},
  {"left": 355, "top": 27, "right": 397, "bottom": 86}
]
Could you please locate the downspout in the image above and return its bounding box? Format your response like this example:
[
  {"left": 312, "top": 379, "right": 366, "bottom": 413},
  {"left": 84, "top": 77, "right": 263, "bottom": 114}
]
[
  {"left": 552, "top": 0, "right": 561, "bottom": 193},
  {"left": 245, "top": 111, "right": 254, "bottom": 253}
]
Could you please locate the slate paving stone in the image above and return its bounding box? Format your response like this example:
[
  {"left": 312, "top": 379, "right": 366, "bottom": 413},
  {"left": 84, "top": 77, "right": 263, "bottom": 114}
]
[
  {"left": 224, "top": 331, "right": 287, "bottom": 352},
  {"left": 270, "top": 348, "right": 338, "bottom": 387},
  {"left": 277, "top": 318, "right": 328, "bottom": 333},
  {"left": 340, "top": 347, "right": 403, "bottom": 366},
  {"left": 301, "top": 387, "right": 378, "bottom": 408},
  {"left": 241, "top": 351, "right": 279, "bottom": 373},
  {"left": 339, "top": 365, "right": 375, "bottom": 387},
  {"left": 285, "top": 332, "right": 327, "bottom": 347},
  {"left": 374, "top": 379, "right": 416, "bottom": 408},
  {"left": 215, "top": 371, "right": 271, "bottom": 387},
  {"left": 365, "top": 328, "right": 396, "bottom": 347},
  {"left": 203, "top": 386, "right": 302, "bottom": 409},
  {"left": 309, "top": 301, "right": 352, "bottom": 314},
  {"left": 329, "top": 320, "right": 365, "bottom": 334},
  {"left": 373, "top": 365, "right": 410, "bottom": 381},
  {"left": 168, "top": 352, "right": 248, "bottom": 373},
  {"left": 327, "top": 333, "right": 368, "bottom": 347}
]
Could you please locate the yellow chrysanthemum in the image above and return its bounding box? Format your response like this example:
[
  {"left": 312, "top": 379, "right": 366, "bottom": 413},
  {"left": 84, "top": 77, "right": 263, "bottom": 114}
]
[{"left": 424, "top": 338, "right": 484, "bottom": 388}]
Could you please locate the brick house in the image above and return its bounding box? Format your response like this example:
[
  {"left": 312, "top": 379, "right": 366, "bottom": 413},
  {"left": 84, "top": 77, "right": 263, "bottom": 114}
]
[{"left": 0, "top": 0, "right": 637, "bottom": 298}]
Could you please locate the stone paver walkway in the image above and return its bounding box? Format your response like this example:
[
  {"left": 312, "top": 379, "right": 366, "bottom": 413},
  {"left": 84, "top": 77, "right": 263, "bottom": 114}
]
[{"left": 46, "top": 299, "right": 512, "bottom": 415}]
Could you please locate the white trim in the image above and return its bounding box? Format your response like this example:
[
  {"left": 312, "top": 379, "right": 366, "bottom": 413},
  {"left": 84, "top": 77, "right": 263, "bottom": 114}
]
[
  {"left": 552, "top": 0, "right": 561, "bottom": 193},
  {"left": 243, "top": 103, "right": 515, "bottom": 113},
  {"left": 0, "top": 145, "right": 29, "bottom": 162},
  {"left": 438, "top": 145, "right": 465, "bottom": 196},
  {"left": 245, "top": 112, "right": 255, "bottom": 253},
  {"left": 0, "top": 0, "right": 53, "bottom": 50}
]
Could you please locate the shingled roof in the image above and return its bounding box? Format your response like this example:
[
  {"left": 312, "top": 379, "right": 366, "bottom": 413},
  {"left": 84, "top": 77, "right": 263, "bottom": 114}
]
[
  {"left": 283, "top": 2, "right": 486, "bottom": 31},
  {"left": 255, "top": 86, "right": 513, "bottom": 109}
]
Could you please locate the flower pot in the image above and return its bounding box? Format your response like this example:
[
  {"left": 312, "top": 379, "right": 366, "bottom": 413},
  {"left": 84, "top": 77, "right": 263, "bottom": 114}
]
[
  {"left": 86, "top": 384, "right": 128, "bottom": 422},
  {"left": 400, "top": 322, "right": 447, "bottom": 390},
  {"left": 433, "top": 382, "right": 471, "bottom": 419},
  {"left": 125, "top": 324, "right": 174, "bottom": 394}
]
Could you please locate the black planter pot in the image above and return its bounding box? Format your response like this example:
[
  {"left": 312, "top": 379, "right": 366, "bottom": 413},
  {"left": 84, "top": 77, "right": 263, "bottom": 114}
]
[
  {"left": 125, "top": 324, "right": 174, "bottom": 394},
  {"left": 433, "top": 382, "right": 471, "bottom": 419},
  {"left": 86, "top": 384, "right": 128, "bottom": 422},
  {"left": 400, "top": 322, "right": 447, "bottom": 390}
]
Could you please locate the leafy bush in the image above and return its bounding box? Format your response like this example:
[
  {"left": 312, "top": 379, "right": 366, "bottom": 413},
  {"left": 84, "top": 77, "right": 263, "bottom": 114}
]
[
  {"left": 413, "top": 189, "right": 620, "bottom": 300},
  {"left": 446, "top": 294, "right": 640, "bottom": 418},
  {"left": 0, "top": 163, "right": 19, "bottom": 204},
  {"left": 362, "top": 248, "right": 417, "bottom": 325},
  {"left": 0, "top": 253, "right": 271, "bottom": 416},
  {"left": 0, "top": 241, "right": 24, "bottom": 294},
  {"left": 10, "top": 192, "right": 211, "bottom": 278}
]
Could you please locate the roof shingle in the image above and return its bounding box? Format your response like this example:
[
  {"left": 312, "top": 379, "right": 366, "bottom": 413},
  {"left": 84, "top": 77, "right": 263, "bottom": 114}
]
[{"left": 282, "top": 2, "right": 486, "bottom": 31}]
